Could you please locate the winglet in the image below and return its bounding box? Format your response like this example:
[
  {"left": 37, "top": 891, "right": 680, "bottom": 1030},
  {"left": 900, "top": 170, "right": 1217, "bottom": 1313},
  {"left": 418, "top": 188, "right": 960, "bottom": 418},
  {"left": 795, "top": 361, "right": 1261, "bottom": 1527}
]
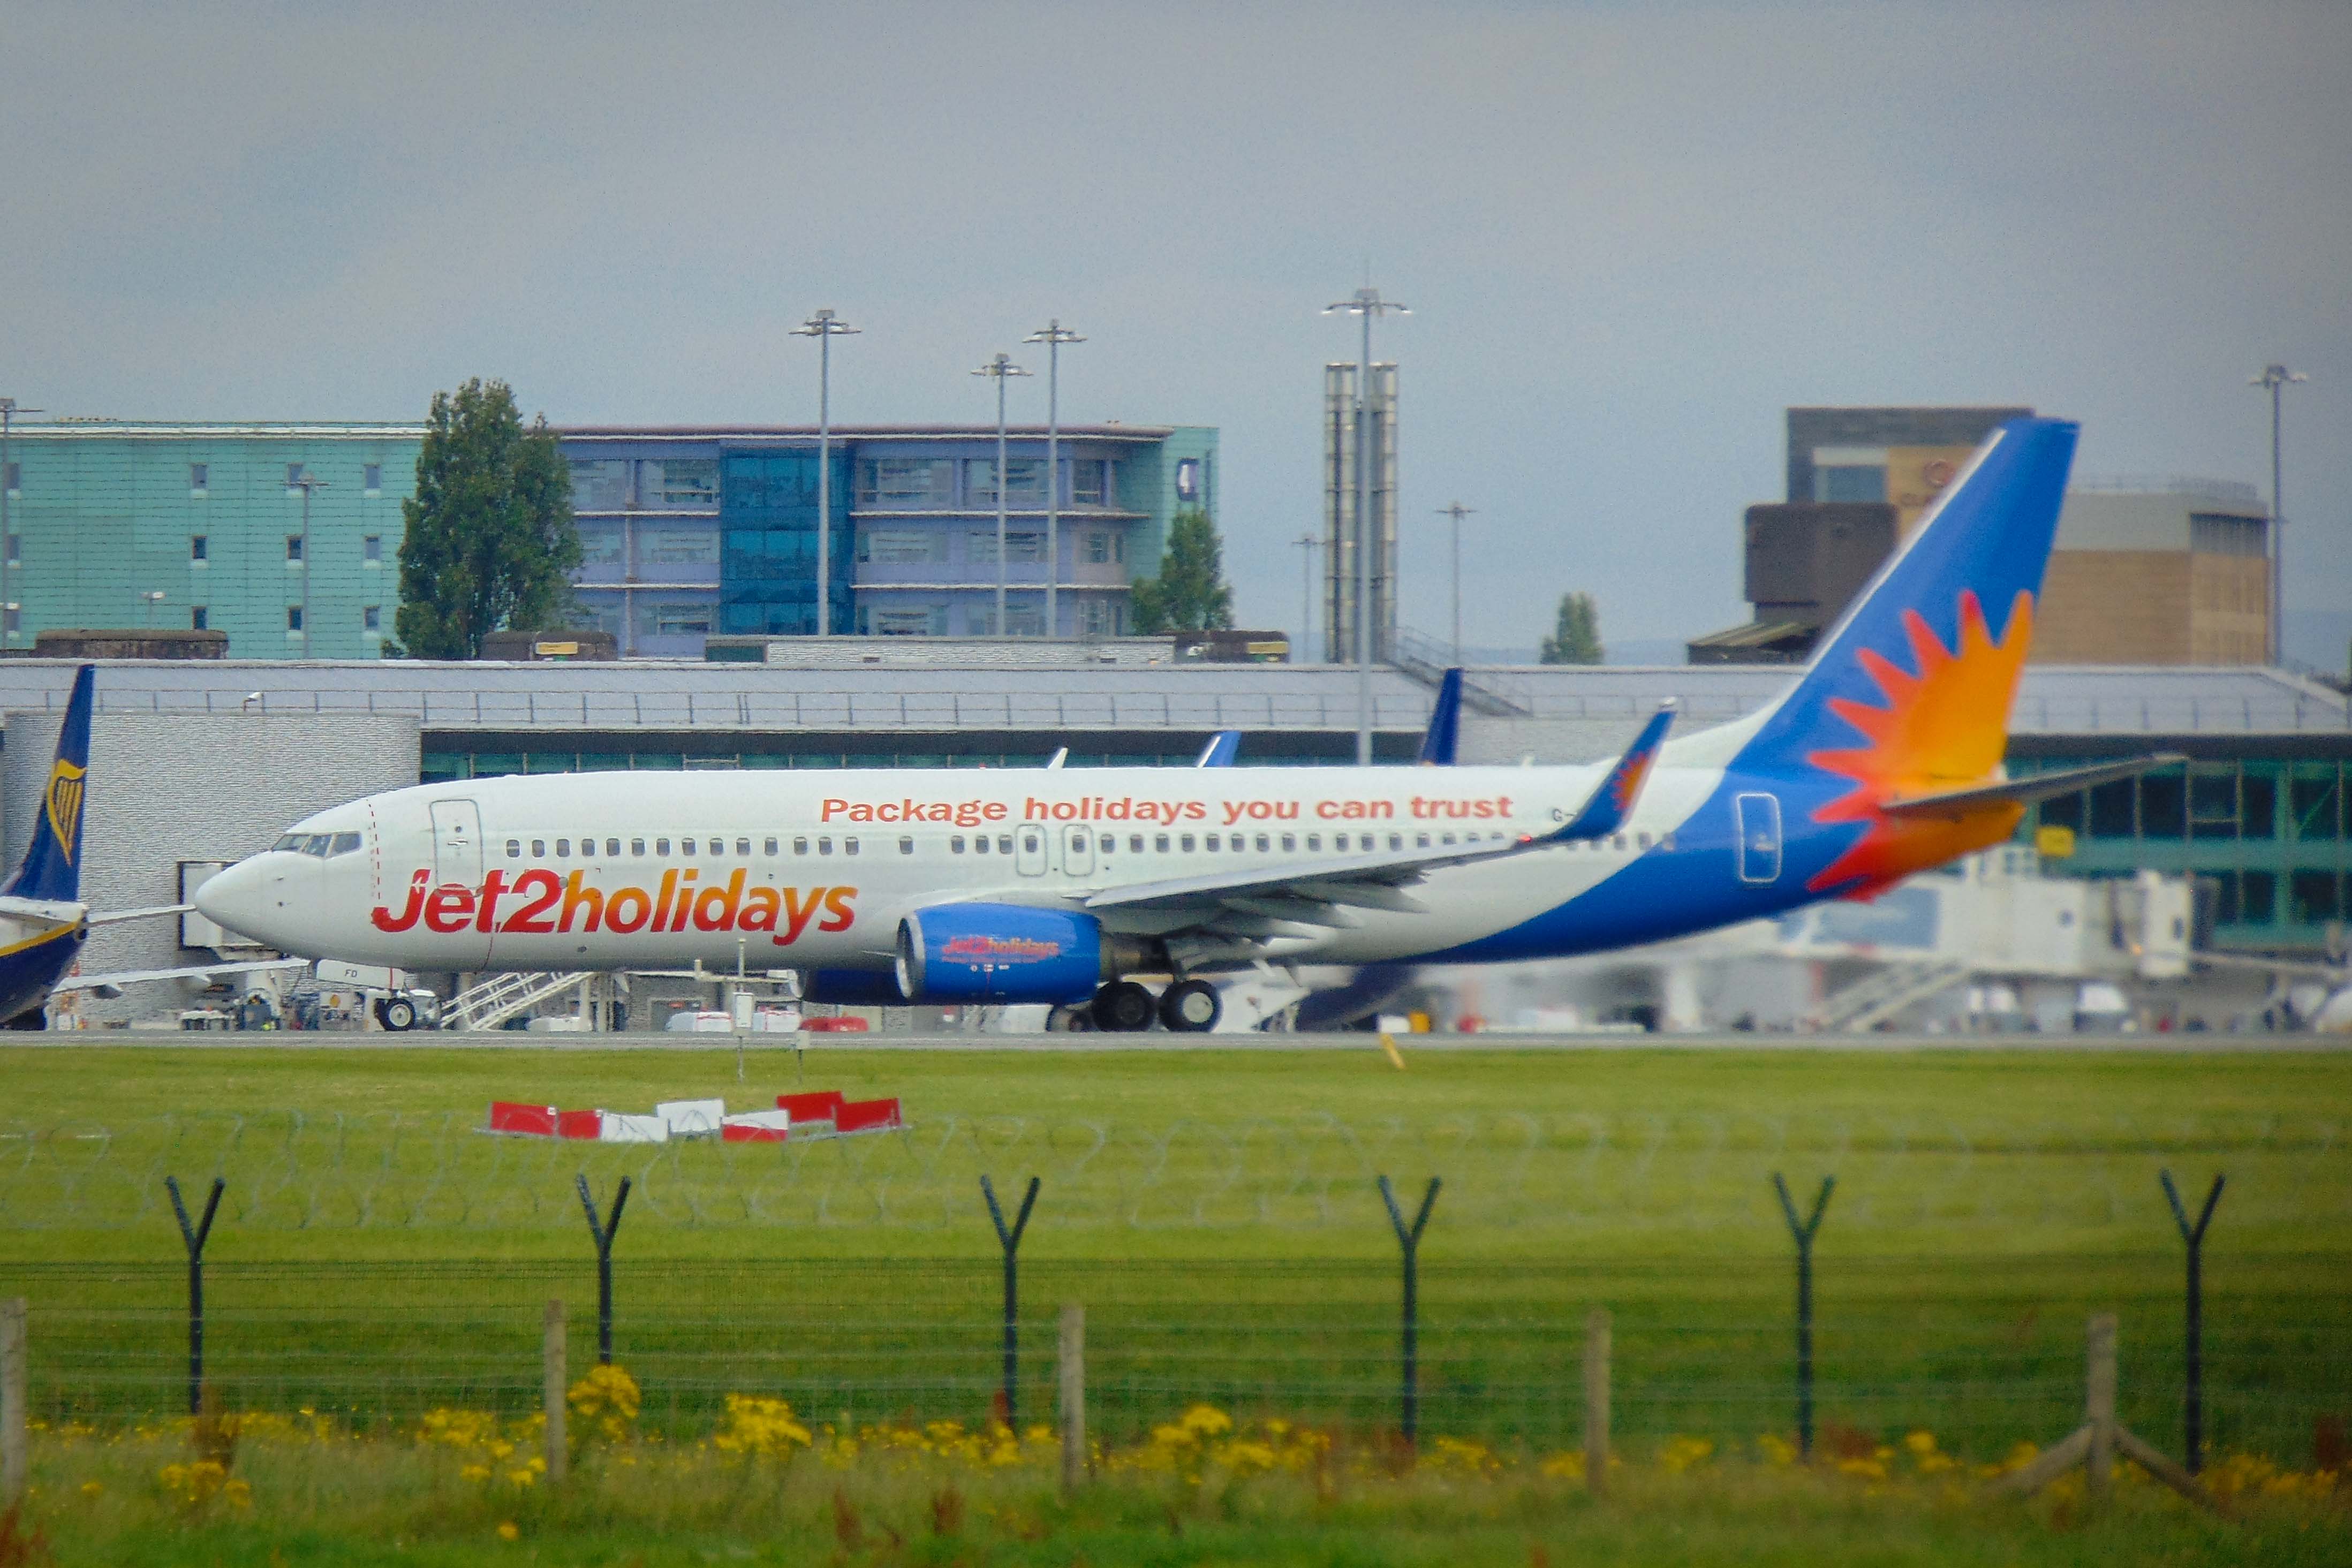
[
  {"left": 1417, "top": 669, "right": 1464, "bottom": 765},
  {"left": 3, "top": 665, "right": 93, "bottom": 903},
  {"left": 1196, "top": 731, "right": 1242, "bottom": 768},
  {"left": 1551, "top": 700, "right": 1676, "bottom": 841}
]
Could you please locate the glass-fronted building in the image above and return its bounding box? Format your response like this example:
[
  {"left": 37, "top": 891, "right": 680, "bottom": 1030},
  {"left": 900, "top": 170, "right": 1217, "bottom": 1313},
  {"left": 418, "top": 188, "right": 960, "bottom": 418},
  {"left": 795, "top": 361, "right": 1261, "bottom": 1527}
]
[{"left": 0, "top": 420, "right": 1216, "bottom": 660}]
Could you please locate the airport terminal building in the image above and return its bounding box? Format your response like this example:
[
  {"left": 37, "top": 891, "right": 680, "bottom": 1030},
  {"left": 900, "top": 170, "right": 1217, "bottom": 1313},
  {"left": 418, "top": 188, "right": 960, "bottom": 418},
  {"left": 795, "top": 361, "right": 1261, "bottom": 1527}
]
[{"left": 0, "top": 420, "right": 1217, "bottom": 658}]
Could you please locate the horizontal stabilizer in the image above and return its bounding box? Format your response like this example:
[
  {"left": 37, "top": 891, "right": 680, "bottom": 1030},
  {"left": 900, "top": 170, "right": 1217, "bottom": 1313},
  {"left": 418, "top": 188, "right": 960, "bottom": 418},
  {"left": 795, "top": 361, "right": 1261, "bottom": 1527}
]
[
  {"left": 0, "top": 895, "right": 86, "bottom": 929},
  {"left": 1881, "top": 754, "right": 2185, "bottom": 820},
  {"left": 1552, "top": 701, "right": 1677, "bottom": 841}
]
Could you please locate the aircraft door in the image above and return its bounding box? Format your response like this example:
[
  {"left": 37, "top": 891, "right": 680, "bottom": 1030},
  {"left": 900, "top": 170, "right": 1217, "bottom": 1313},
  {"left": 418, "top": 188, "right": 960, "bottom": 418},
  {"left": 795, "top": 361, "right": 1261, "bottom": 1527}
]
[
  {"left": 1015, "top": 824, "right": 1049, "bottom": 877},
  {"left": 1061, "top": 824, "right": 1094, "bottom": 877},
  {"left": 1734, "top": 792, "right": 1781, "bottom": 884},
  {"left": 430, "top": 800, "right": 485, "bottom": 886}
]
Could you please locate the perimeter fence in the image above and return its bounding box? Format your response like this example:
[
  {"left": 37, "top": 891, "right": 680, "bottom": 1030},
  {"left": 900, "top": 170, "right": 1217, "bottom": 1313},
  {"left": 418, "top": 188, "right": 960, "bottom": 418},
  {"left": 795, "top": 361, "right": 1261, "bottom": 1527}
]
[{"left": 4, "top": 1106, "right": 2348, "bottom": 1471}]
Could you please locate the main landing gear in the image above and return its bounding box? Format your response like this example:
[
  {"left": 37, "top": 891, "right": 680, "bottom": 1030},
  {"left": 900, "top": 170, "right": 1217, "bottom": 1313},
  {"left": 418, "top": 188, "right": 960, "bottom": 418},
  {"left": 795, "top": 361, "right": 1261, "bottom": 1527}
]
[{"left": 1047, "top": 978, "right": 1223, "bottom": 1034}]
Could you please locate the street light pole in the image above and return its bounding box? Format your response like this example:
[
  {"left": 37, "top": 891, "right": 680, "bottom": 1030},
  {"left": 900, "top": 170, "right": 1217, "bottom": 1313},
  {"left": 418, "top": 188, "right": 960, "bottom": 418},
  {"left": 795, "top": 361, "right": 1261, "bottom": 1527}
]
[
  {"left": 1292, "top": 533, "right": 1321, "bottom": 663},
  {"left": 1, "top": 398, "right": 45, "bottom": 649},
  {"left": 288, "top": 471, "right": 329, "bottom": 659},
  {"left": 972, "top": 353, "right": 1031, "bottom": 635},
  {"left": 1026, "top": 321, "right": 1085, "bottom": 639},
  {"left": 792, "top": 309, "right": 859, "bottom": 637},
  {"left": 140, "top": 590, "right": 165, "bottom": 629},
  {"left": 2249, "top": 363, "right": 2308, "bottom": 666},
  {"left": 1435, "top": 502, "right": 1478, "bottom": 664},
  {"left": 1325, "top": 288, "right": 1408, "bottom": 764}
]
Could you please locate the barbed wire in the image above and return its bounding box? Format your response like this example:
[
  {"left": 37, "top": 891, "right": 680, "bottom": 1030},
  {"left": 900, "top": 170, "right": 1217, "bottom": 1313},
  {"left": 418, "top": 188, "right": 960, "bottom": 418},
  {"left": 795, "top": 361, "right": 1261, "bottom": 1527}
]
[{"left": 2, "top": 1107, "right": 2345, "bottom": 1234}]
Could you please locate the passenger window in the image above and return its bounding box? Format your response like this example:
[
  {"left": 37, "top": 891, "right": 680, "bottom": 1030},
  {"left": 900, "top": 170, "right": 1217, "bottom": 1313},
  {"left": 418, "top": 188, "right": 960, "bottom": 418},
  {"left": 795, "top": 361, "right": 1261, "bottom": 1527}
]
[
  {"left": 1662, "top": 834, "right": 1676, "bottom": 851},
  {"left": 1256, "top": 834, "right": 1269, "bottom": 852},
  {"left": 1180, "top": 834, "right": 1195, "bottom": 852},
  {"left": 899, "top": 836, "right": 914, "bottom": 855},
  {"left": 1613, "top": 834, "right": 1628, "bottom": 851},
  {"left": 793, "top": 837, "right": 808, "bottom": 855},
  {"left": 682, "top": 838, "right": 696, "bottom": 855},
  {"left": 764, "top": 837, "right": 778, "bottom": 855},
  {"left": 531, "top": 839, "right": 546, "bottom": 857},
  {"left": 655, "top": 838, "right": 670, "bottom": 855},
  {"left": 998, "top": 835, "right": 1013, "bottom": 855},
  {"left": 1206, "top": 833, "right": 1221, "bottom": 851},
  {"left": 846, "top": 838, "right": 860, "bottom": 856},
  {"left": 1306, "top": 834, "right": 1320, "bottom": 851},
  {"left": 1416, "top": 834, "right": 1431, "bottom": 848},
  {"left": 1098, "top": 834, "right": 1114, "bottom": 853},
  {"left": 975, "top": 836, "right": 991, "bottom": 855},
  {"left": 1390, "top": 834, "right": 1403, "bottom": 851},
  {"left": 1637, "top": 832, "right": 1652, "bottom": 849},
  {"left": 818, "top": 837, "right": 833, "bottom": 855},
  {"left": 1130, "top": 835, "right": 1145, "bottom": 854},
  {"left": 1154, "top": 834, "right": 1170, "bottom": 853},
  {"left": 631, "top": 839, "right": 645, "bottom": 856},
  {"left": 554, "top": 838, "right": 570, "bottom": 857},
  {"left": 736, "top": 838, "right": 750, "bottom": 856},
  {"left": 1279, "top": 834, "right": 1294, "bottom": 852},
  {"left": 952, "top": 836, "right": 966, "bottom": 853},
  {"left": 506, "top": 839, "right": 521, "bottom": 857}
]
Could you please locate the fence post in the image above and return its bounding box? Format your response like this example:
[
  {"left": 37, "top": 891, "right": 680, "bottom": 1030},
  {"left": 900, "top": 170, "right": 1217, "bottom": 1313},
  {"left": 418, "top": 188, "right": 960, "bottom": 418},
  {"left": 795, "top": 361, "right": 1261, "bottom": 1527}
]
[
  {"left": 1772, "top": 1172, "right": 1834, "bottom": 1459},
  {"left": 1057, "top": 1303, "right": 1085, "bottom": 1493},
  {"left": 979, "top": 1175, "right": 1040, "bottom": 1428},
  {"left": 543, "top": 1299, "right": 568, "bottom": 1484},
  {"left": 1582, "top": 1306, "right": 1610, "bottom": 1498},
  {"left": 2, "top": 1298, "right": 25, "bottom": 1505},
  {"left": 574, "top": 1175, "right": 631, "bottom": 1365},
  {"left": 2159, "top": 1169, "right": 2225, "bottom": 1474},
  {"left": 165, "top": 1176, "right": 225, "bottom": 1415},
  {"left": 2086, "top": 1312, "right": 2117, "bottom": 1504},
  {"left": 1377, "top": 1175, "right": 1442, "bottom": 1450}
]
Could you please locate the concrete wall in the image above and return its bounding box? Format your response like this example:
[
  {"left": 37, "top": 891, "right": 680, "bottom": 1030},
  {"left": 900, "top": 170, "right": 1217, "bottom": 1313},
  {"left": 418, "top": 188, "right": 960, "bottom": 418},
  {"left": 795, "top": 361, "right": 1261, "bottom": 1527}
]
[{"left": 2, "top": 711, "right": 418, "bottom": 1022}]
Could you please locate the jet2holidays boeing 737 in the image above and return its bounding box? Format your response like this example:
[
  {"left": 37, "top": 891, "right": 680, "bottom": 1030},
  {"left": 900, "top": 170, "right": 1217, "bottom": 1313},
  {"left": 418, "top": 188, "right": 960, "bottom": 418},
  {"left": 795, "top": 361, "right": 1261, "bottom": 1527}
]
[{"left": 196, "top": 419, "right": 2173, "bottom": 1032}]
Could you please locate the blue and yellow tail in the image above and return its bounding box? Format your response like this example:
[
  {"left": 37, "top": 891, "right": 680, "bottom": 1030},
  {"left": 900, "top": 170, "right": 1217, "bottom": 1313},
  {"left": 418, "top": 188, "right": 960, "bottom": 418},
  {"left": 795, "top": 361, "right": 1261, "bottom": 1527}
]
[
  {"left": 1731, "top": 418, "right": 2077, "bottom": 788},
  {"left": 5, "top": 665, "right": 93, "bottom": 903}
]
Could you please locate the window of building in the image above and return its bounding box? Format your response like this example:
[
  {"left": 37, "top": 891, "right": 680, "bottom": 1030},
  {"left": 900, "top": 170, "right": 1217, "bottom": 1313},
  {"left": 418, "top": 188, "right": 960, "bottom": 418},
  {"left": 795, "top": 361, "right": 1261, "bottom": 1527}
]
[
  {"left": 576, "top": 521, "right": 624, "bottom": 566},
  {"left": 191, "top": 607, "right": 208, "bottom": 631},
  {"left": 3, "top": 462, "right": 19, "bottom": 493},
  {"left": 363, "top": 605, "right": 381, "bottom": 632},
  {"left": 363, "top": 534, "right": 382, "bottom": 564},
  {"left": 963, "top": 458, "right": 1047, "bottom": 506},
  {"left": 4, "top": 534, "right": 15, "bottom": 566},
  {"left": 1070, "top": 459, "right": 1107, "bottom": 506},
  {"left": 363, "top": 463, "right": 382, "bottom": 492},
  {"left": 285, "top": 463, "right": 306, "bottom": 486},
  {"left": 2243, "top": 869, "right": 2276, "bottom": 923},
  {"left": 652, "top": 603, "right": 714, "bottom": 636},
  {"left": 859, "top": 528, "right": 943, "bottom": 564},
  {"left": 857, "top": 458, "right": 954, "bottom": 508},
  {"left": 966, "top": 529, "right": 1046, "bottom": 564},
  {"left": 188, "top": 463, "right": 208, "bottom": 491},
  {"left": 1078, "top": 597, "right": 1120, "bottom": 637},
  {"left": 874, "top": 608, "right": 943, "bottom": 637},
  {"left": 968, "top": 605, "right": 1046, "bottom": 637},
  {"left": 2189, "top": 768, "right": 2240, "bottom": 839},
  {"left": 2, "top": 607, "right": 15, "bottom": 635},
  {"left": 2190, "top": 512, "right": 2267, "bottom": 557},
  {"left": 569, "top": 458, "right": 631, "bottom": 511},
  {"left": 1084, "top": 529, "right": 1124, "bottom": 565},
  {"left": 286, "top": 535, "right": 304, "bottom": 563},
  {"left": 652, "top": 458, "right": 719, "bottom": 508},
  {"left": 2290, "top": 765, "right": 2342, "bottom": 840},
  {"left": 2290, "top": 870, "right": 2343, "bottom": 925},
  {"left": 287, "top": 606, "right": 304, "bottom": 632},
  {"left": 191, "top": 535, "right": 208, "bottom": 563},
  {"left": 1818, "top": 465, "right": 1886, "bottom": 503},
  {"left": 640, "top": 522, "right": 719, "bottom": 566}
]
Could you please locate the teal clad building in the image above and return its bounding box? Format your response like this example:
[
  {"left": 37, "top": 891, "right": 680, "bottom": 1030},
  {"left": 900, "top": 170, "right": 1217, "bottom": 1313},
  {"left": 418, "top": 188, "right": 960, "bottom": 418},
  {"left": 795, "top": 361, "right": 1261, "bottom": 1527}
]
[{"left": 1, "top": 422, "right": 420, "bottom": 658}]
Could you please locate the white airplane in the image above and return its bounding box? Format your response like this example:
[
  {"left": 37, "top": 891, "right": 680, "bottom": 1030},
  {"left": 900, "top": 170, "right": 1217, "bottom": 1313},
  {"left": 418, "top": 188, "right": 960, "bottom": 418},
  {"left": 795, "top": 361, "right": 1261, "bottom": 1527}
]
[
  {"left": 196, "top": 419, "right": 2169, "bottom": 1032},
  {"left": 0, "top": 665, "right": 305, "bottom": 1027}
]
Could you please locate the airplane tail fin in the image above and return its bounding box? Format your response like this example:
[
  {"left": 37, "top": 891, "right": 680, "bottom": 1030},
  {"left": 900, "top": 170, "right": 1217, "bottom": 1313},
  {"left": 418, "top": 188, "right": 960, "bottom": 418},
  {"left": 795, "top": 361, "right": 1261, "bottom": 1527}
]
[
  {"left": 1417, "top": 669, "right": 1464, "bottom": 765},
  {"left": 4, "top": 665, "right": 93, "bottom": 903},
  {"left": 1729, "top": 417, "right": 2077, "bottom": 790}
]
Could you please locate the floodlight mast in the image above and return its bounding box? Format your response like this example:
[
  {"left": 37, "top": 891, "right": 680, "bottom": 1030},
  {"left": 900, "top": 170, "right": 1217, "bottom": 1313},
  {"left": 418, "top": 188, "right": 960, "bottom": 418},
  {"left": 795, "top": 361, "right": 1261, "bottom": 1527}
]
[
  {"left": 1435, "top": 502, "right": 1478, "bottom": 663},
  {"left": 792, "top": 309, "right": 859, "bottom": 637},
  {"left": 1025, "top": 321, "right": 1085, "bottom": 638},
  {"left": 972, "top": 354, "right": 1032, "bottom": 635},
  {"left": 1325, "top": 288, "right": 1407, "bottom": 764},
  {"left": 0, "top": 398, "right": 44, "bottom": 648},
  {"left": 2248, "top": 363, "right": 2306, "bottom": 666}
]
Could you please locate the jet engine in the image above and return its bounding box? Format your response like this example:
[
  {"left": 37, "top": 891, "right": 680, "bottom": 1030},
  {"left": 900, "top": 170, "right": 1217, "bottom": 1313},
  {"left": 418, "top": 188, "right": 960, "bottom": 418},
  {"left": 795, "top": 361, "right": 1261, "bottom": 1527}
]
[{"left": 896, "top": 903, "right": 1143, "bottom": 1005}]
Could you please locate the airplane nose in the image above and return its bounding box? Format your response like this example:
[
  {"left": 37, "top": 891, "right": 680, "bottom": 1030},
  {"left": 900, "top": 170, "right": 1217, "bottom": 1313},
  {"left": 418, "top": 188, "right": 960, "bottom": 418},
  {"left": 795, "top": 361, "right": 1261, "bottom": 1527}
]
[{"left": 193, "top": 857, "right": 279, "bottom": 944}]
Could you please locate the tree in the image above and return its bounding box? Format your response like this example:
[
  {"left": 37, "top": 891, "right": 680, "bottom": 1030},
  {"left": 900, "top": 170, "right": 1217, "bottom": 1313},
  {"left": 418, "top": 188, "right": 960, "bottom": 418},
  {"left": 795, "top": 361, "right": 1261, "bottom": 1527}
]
[
  {"left": 391, "top": 379, "right": 580, "bottom": 659},
  {"left": 1540, "top": 590, "right": 1605, "bottom": 664},
  {"left": 1127, "top": 506, "right": 1234, "bottom": 634}
]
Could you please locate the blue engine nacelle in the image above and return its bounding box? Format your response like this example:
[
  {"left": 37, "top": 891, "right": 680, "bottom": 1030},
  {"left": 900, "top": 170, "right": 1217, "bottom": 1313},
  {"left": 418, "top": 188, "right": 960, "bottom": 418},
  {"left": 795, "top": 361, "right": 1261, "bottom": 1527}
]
[{"left": 895, "top": 903, "right": 1114, "bottom": 1005}]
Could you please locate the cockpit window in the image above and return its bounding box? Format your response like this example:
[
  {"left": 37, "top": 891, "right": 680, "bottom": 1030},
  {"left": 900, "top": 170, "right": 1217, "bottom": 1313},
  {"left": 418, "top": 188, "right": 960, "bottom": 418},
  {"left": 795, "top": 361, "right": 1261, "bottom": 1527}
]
[
  {"left": 328, "top": 831, "right": 362, "bottom": 857},
  {"left": 272, "top": 834, "right": 304, "bottom": 853},
  {"left": 276, "top": 831, "right": 360, "bottom": 857}
]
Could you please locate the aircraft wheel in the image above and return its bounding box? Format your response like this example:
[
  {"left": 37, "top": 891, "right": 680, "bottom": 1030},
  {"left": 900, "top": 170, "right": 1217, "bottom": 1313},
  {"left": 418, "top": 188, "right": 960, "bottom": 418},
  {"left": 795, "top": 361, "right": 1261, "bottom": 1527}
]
[
  {"left": 378, "top": 996, "right": 419, "bottom": 1032},
  {"left": 1090, "top": 980, "right": 1156, "bottom": 1033},
  {"left": 1046, "top": 1004, "right": 1095, "bottom": 1033},
  {"left": 1158, "top": 979, "right": 1221, "bottom": 1033}
]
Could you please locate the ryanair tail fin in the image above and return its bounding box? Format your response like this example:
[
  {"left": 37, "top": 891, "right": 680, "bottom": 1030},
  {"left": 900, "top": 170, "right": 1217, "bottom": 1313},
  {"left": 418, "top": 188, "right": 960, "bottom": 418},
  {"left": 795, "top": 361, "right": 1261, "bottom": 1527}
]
[
  {"left": 5, "top": 665, "right": 93, "bottom": 904},
  {"left": 1417, "top": 669, "right": 1464, "bottom": 765},
  {"left": 1729, "top": 418, "right": 2078, "bottom": 789}
]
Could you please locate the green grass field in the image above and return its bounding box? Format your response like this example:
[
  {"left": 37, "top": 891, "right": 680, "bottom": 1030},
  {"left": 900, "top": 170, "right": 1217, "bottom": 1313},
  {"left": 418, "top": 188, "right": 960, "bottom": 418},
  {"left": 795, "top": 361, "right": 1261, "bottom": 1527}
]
[{"left": 4, "top": 1044, "right": 2349, "bottom": 1467}]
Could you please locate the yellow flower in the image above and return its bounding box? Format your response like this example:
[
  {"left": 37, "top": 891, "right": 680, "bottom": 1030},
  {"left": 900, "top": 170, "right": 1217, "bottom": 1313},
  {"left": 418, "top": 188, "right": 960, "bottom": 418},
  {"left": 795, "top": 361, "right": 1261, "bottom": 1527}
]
[
  {"left": 79, "top": 1480, "right": 103, "bottom": 1499},
  {"left": 1540, "top": 1451, "right": 1586, "bottom": 1481},
  {"left": 223, "top": 1479, "right": 252, "bottom": 1510},
  {"left": 1177, "top": 1404, "right": 1233, "bottom": 1439},
  {"left": 1756, "top": 1433, "right": 1797, "bottom": 1467},
  {"left": 460, "top": 1464, "right": 492, "bottom": 1483},
  {"left": 1902, "top": 1430, "right": 1938, "bottom": 1456},
  {"left": 1658, "top": 1436, "right": 1715, "bottom": 1474},
  {"left": 713, "top": 1395, "right": 814, "bottom": 1457},
  {"left": 505, "top": 1467, "right": 538, "bottom": 1489},
  {"left": 568, "top": 1364, "right": 643, "bottom": 1444},
  {"left": 497, "top": 1521, "right": 520, "bottom": 1542}
]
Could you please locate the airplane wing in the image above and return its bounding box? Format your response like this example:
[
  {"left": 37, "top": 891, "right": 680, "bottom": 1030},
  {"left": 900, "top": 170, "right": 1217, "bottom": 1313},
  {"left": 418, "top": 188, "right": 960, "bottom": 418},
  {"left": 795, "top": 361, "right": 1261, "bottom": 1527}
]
[
  {"left": 1880, "top": 754, "right": 2185, "bottom": 820},
  {"left": 0, "top": 895, "right": 85, "bottom": 928},
  {"left": 51, "top": 957, "right": 309, "bottom": 999}
]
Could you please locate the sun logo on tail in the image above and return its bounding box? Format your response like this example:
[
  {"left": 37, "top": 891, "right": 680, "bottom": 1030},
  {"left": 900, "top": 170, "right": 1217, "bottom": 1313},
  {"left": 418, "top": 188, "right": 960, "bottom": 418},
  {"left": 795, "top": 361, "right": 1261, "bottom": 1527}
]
[
  {"left": 45, "top": 761, "right": 86, "bottom": 865},
  {"left": 1805, "top": 589, "right": 2034, "bottom": 895}
]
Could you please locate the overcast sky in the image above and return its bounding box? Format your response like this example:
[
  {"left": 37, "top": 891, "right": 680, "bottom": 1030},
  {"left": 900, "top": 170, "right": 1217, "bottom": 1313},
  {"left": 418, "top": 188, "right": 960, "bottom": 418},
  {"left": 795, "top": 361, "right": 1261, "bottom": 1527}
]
[{"left": 5, "top": 1, "right": 2346, "bottom": 663}]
